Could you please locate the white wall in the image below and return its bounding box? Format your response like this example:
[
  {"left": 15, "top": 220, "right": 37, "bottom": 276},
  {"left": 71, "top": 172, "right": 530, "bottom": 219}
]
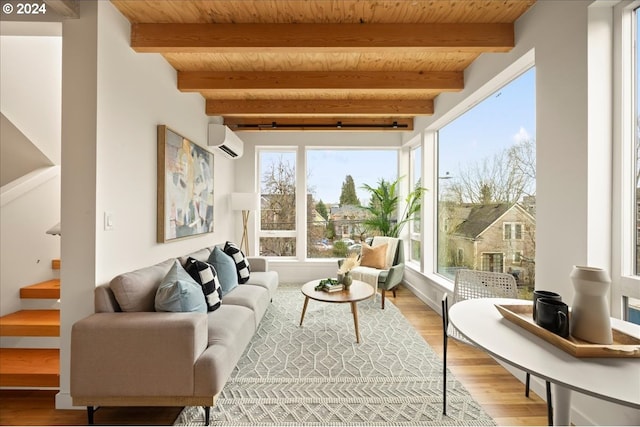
[
  {"left": 56, "top": 0, "right": 234, "bottom": 408},
  {"left": 0, "top": 35, "right": 61, "bottom": 165}
]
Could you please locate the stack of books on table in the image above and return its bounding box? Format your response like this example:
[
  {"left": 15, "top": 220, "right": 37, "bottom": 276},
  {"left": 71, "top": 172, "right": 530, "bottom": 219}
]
[
  {"left": 315, "top": 278, "right": 344, "bottom": 293},
  {"left": 322, "top": 283, "right": 344, "bottom": 293}
]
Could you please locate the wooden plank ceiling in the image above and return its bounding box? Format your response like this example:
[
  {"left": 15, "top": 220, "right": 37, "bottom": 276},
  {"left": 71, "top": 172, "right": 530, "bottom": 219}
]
[{"left": 110, "top": 0, "right": 535, "bottom": 131}]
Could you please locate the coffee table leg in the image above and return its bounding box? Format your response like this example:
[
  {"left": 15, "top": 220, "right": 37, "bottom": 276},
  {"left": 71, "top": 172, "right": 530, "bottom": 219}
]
[
  {"left": 351, "top": 301, "right": 360, "bottom": 343},
  {"left": 299, "top": 296, "right": 310, "bottom": 326}
]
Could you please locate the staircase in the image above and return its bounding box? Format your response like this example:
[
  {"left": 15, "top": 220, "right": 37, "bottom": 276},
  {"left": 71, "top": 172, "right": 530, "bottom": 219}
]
[{"left": 0, "top": 260, "right": 60, "bottom": 388}]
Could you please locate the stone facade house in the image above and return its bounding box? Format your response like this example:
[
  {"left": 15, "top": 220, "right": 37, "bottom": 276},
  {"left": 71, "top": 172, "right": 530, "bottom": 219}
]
[{"left": 440, "top": 202, "right": 536, "bottom": 287}]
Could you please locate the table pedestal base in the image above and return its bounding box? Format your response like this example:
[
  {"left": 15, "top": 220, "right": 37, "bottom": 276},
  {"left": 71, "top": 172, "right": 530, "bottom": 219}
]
[{"left": 553, "top": 384, "right": 572, "bottom": 426}]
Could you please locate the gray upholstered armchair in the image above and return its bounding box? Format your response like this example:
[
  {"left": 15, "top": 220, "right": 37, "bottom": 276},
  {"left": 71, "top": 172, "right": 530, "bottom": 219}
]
[{"left": 338, "top": 237, "right": 405, "bottom": 309}]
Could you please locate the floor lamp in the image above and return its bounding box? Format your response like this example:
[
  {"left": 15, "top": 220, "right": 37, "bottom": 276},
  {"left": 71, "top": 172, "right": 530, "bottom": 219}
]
[{"left": 231, "top": 193, "right": 259, "bottom": 256}]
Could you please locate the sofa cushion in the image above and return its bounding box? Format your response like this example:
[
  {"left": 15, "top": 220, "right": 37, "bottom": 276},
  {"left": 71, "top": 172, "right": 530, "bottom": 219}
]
[
  {"left": 244, "top": 271, "right": 279, "bottom": 299},
  {"left": 222, "top": 285, "right": 270, "bottom": 327},
  {"left": 155, "top": 260, "right": 207, "bottom": 313},
  {"left": 223, "top": 241, "right": 251, "bottom": 284},
  {"left": 208, "top": 246, "right": 238, "bottom": 296},
  {"left": 110, "top": 258, "right": 175, "bottom": 312},
  {"left": 360, "top": 243, "right": 388, "bottom": 269},
  {"left": 178, "top": 248, "right": 211, "bottom": 266},
  {"left": 184, "top": 258, "right": 223, "bottom": 312}
]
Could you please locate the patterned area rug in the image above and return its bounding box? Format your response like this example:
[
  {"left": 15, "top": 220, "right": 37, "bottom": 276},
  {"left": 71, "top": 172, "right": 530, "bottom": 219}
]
[{"left": 175, "top": 285, "right": 495, "bottom": 426}]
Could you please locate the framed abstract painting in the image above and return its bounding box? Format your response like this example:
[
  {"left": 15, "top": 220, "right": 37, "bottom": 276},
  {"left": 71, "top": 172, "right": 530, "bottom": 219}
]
[{"left": 157, "top": 125, "right": 214, "bottom": 242}]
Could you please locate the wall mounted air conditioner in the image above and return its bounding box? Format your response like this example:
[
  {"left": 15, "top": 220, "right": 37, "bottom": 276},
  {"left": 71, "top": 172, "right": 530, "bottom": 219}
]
[{"left": 207, "top": 124, "right": 244, "bottom": 159}]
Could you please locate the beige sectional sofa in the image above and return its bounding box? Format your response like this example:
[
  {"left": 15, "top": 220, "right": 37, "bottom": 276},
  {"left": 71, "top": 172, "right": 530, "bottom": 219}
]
[{"left": 70, "top": 246, "right": 278, "bottom": 425}]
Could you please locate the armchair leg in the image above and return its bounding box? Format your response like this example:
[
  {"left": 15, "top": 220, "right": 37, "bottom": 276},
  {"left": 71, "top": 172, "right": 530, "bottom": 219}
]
[
  {"left": 204, "top": 406, "right": 211, "bottom": 426},
  {"left": 381, "top": 289, "right": 386, "bottom": 309},
  {"left": 392, "top": 287, "right": 397, "bottom": 297}
]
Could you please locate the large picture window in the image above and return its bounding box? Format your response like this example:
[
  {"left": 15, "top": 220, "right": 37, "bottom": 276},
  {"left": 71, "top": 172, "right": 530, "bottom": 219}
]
[
  {"left": 437, "top": 68, "right": 536, "bottom": 292},
  {"left": 306, "top": 149, "right": 398, "bottom": 258}
]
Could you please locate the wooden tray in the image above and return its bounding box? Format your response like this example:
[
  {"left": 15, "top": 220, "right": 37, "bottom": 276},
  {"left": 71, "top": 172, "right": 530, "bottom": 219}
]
[{"left": 495, "top": 304, "right": 640, "bottom": 358}]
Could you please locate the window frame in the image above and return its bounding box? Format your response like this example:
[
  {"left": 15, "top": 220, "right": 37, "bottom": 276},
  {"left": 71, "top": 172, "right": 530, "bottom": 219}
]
[
  {"left": 256, "top": 147, "right": 298, "bottom": 258},
  {"left": 409, "top": 144, "right": 423, "bottom": 265},
  {"left": 613, "top": 0, "right": 640, "bottom": 319},
  {"left": 431, "top": 61, "right": 536, "bottom": 284},
  {"left": 503, "top": 222, "right": 524, "bottom": 240}
]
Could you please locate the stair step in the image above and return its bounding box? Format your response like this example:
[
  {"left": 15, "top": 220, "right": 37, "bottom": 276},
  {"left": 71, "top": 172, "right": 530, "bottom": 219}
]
[
  {"left": 0, "top": 348, "right": 59, "bottom": 388},
  {"left": 0, "top": 310, "right": 59, "bottom": 337},
  {"left": 20, "top": 279, "right": 60, "bottom": 299},
  {"left": 51, "top": 259, "right": 60, "bottom": 270}
]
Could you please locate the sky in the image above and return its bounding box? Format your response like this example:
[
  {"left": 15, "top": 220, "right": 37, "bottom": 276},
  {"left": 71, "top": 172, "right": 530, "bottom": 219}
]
[
  {"left": 261, "top": 68, "right": 536, "bottom": 205},
  {"left": 438, "top": 68, "right": 536, "bottom": 181}
]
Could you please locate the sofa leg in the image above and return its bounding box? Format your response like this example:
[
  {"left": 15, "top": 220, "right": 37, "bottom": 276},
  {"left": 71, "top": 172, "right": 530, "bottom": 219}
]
[{"left": 203, "top": 406, "right": 210, "bottom": 426}]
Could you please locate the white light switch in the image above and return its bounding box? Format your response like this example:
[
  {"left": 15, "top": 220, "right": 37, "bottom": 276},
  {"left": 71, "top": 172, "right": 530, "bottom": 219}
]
[{"left": 104, "top": 211, "right": 114, "bottom": 231}]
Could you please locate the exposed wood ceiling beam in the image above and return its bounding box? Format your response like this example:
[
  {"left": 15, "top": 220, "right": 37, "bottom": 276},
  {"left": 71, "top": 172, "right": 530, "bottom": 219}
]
[
  {"left": 43, "top": 0, "right": 79, "bottom": 18},
  {"left": 179, "top": 71, "right": 463, "bottom": 92},
  {"left": 224, "top": 117, "right": 413, "bottom": 132},
  {"left": 131, "top": 23, "right": 514, "bottom": 53},
  {"left": 206, "top": 99, "right": 434, "bottom": 116}
]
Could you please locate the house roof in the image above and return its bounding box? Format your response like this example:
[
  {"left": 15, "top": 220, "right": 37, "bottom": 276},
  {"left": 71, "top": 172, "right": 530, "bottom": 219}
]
[{"left": 451, "top": 203, "right": 511, "bottom": 239}]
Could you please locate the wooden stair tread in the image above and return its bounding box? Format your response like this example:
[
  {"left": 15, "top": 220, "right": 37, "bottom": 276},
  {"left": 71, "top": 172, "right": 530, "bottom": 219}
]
[
  {"left": 0, "top": 310, "right": 60, "bottom": 337},
  {"left": 0, "top": 348, "right": 59, "bottom": 387},
  {"left": 51, "top": 259, "right": 60, "bottom": 270},
  {"left": 20, "top": 279, "right": 60, "bottom": 299}
]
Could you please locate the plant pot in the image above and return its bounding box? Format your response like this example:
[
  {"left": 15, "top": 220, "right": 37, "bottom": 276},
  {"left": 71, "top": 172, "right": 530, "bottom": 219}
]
[{"left": 343, "top": 272, "right": 353, "bottom": 290}]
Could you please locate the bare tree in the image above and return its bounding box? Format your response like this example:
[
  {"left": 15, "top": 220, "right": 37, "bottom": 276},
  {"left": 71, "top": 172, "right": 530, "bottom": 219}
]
[
  {"left": 260, "top": 155, "right": 296, "bottom": 256},
  {"left": 447, "top": 138, "right": 535, "bottom": 204}
]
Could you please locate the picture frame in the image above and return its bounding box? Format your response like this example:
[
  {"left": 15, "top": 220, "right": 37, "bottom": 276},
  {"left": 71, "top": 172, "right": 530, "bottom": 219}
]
[{"left": 157, "top": 125, "right": 214, "bottom": 242}]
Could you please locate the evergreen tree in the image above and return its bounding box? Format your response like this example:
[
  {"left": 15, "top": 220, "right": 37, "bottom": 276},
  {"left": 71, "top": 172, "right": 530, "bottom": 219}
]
[
  {"left": 316, "top": 199, "right": 329, "bottom": 220},
  {"left": 339, "top": 175, "right": 360, "bottom": 206}
]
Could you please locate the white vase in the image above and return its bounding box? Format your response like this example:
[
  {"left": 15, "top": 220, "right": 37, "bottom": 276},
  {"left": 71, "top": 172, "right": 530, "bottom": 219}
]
[{"left": 569, "top": 266, "right": 613, "bottom": 344}]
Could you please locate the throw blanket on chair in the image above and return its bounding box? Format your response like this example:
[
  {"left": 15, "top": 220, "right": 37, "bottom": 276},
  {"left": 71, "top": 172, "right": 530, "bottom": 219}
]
[{"left": 350, "top": 237, "right": 399, "bottom": 299}]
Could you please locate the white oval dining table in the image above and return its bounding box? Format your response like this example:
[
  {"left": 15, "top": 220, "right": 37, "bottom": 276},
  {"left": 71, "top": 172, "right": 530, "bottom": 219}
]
[{"left": 448, "top": 298, "right": 640, "bottom": 426}]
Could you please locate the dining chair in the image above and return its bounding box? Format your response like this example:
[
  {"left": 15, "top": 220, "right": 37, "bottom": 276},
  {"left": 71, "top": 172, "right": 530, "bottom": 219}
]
[{"left": 441, "top": 269, "right": 553, "bottom": 425}]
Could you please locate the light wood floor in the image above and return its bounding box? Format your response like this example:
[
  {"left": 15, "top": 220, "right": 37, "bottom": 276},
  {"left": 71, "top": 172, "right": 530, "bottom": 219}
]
[{"left": 0, "top": 285, "right": 548, "bottom": 426}]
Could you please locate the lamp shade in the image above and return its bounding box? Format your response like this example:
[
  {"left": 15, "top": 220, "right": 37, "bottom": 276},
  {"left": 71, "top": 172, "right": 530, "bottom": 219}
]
[{"left": 231, "top": 193, "right": 259, "bottom": 211}]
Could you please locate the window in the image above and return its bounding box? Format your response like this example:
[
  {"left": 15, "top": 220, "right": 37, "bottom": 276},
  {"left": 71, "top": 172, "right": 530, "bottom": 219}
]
[
  {"left": 410, "top": 146, "right": 422, "bottom": 262},
  {"left": 258, "top": 149, "right": 296, "bottom": 256},
  {"left": 514, "top": 251, "right": 523, "bottom": 263},
  {"left": 481, "top": 253, "right": 504, "bottom": 272},
  {"left": 615, "top": 1, "right": 640, "bottom": 323},
  {"left": 504, "top": 222, "right": 523, "bottom": 240},
  {"left": 305, "top": 149, "right": 398, "bottom": 259},
  {"left": 437, "top": 68, "right": 536, "bottom": 289}
]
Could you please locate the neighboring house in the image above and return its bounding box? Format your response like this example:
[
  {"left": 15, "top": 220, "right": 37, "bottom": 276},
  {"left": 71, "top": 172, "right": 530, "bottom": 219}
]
[
  {"left": 440, "top": 202, "right": 536, "bottom": 288},
  {"left": 329, "top": 204, "right": 370, "bottom": 241}
]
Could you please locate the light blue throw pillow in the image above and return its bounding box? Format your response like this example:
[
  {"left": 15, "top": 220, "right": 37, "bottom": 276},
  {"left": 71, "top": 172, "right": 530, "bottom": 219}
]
[
  {"left": 155, "top": 260, "right": 207, "bottom": 313},
  {"left": 208, "top": 246, "right": 238, "bottom": 296}
]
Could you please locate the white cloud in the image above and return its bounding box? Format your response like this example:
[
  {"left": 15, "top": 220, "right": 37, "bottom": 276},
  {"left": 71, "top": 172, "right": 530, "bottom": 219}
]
[{"left": 513, "top": 127, "right": 531, "bottom": 143}]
